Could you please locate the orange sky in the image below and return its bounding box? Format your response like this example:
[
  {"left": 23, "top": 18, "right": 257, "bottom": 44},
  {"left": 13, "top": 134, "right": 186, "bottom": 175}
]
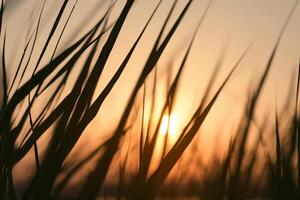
[{"left": 5, "top": 0, "right": 300, "bottom": 180}]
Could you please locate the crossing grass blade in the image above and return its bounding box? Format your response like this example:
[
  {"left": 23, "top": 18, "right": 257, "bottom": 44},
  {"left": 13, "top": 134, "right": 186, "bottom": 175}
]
[
  {"left": 78, "top": 1, "right": 194, "bottom": 199},
  {"left": 144, "top": 48, "right": 246, "bottom": 197}
]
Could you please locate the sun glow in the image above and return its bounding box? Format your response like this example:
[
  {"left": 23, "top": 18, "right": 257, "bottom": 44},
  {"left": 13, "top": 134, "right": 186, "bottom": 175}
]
[{"left": 159, "top": 113, "right": 179, "bottom": 138}]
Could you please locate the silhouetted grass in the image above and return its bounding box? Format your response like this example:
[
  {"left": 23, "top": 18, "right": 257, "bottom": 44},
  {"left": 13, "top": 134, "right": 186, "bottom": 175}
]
[{"left": 0, "top": 0, "right": 300, "bottom": 199}]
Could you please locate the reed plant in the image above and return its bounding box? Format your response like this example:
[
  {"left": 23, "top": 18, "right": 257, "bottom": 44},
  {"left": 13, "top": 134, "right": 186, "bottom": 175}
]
[{"left": 0, "top": 0, "right": 299, "bottom": 199}]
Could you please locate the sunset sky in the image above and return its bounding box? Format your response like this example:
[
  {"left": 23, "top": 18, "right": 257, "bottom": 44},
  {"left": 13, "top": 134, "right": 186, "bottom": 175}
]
[
  {"left": 4, "top": 1, "right": 300, "bottom": 199},
  {"left": 5, "top": 0, "right": 300, "bottom": 159}
]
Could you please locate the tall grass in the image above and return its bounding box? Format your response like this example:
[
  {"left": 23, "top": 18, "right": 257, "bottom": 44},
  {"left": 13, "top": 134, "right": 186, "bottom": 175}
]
[{"left": 0, "top": 0, "right": 299, "bottom": 199}]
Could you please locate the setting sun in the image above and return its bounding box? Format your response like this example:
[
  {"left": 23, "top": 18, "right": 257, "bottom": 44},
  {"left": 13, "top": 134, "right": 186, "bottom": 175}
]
[{"left": 159, "top": 113, "right": 179, "bottom": 139}]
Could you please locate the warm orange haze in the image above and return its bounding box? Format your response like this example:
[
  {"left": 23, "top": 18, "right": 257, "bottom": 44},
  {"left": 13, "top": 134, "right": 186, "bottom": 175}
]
[{"left": 1, "top": 0, "right": 300, "bottom": 199}]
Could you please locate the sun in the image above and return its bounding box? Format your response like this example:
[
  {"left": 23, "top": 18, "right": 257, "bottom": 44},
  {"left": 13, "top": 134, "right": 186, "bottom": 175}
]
[{"left": 159, "top": 113, "right": 179, "bottom": 137}]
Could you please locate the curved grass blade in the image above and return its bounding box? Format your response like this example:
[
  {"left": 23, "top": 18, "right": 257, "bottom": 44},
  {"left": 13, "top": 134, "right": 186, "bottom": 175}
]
[
  {"left": 32, "top": 0, "right": 70, "bottom": 74},
  {"left": 145, "top": 47, "right": 247, "bottom": 197},
  {"left": 77, "top": 2, "right": 194, "bottom": 198}
]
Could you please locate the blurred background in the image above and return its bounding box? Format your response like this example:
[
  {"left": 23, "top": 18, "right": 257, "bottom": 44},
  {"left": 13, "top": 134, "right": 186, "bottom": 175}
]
[{"left": 2, "top": 0, "right": 300, "bottom": 198}]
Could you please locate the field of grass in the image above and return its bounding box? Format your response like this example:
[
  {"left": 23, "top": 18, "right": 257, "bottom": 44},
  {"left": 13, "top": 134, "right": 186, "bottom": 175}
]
[{"left": 0, "top": 0, "right": 300, "bottom": 199}]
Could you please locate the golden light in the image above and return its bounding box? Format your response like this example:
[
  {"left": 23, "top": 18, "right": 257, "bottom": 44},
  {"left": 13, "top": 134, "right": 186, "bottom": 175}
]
[{"left": 159, "top": 113, "right": 179, "bottom": 138}]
